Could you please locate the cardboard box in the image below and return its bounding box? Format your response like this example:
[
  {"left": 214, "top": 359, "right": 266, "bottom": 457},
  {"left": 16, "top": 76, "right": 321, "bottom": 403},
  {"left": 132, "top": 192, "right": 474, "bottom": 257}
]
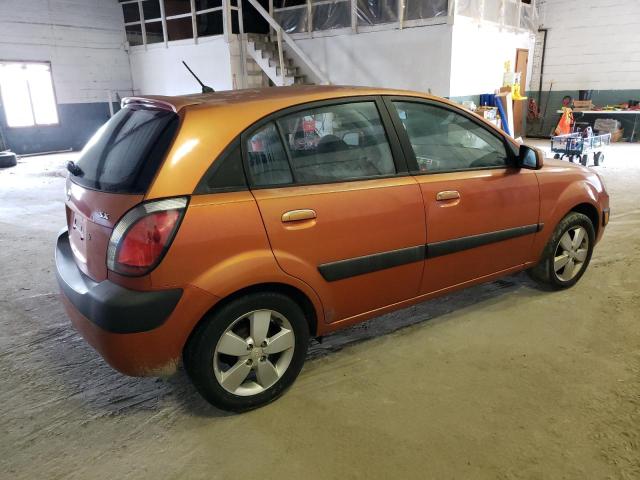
[
  {"left": 476, "top": 106, "right": 498, "bottom": 120},
  {"left": 573, "top": 100, "right": 593, "bottom": 111},
  {"left": 610, "top": 128, "right": 624, "bottom": 142},
  {"left": 599, "top": 128, "right": 624, "bottom": 142}
]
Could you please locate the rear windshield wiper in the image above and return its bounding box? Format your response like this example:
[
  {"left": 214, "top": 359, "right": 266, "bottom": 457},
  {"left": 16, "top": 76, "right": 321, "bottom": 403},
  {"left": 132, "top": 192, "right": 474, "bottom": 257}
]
[{"left": 66, "top": 161, "right": 84, "bottom": 177}]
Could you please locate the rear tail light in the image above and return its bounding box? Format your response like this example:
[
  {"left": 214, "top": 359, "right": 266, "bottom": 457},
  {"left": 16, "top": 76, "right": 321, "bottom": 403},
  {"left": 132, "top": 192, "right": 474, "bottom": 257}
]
[{"left": 107, "top": 197, "right": 188, "bottom": 276}]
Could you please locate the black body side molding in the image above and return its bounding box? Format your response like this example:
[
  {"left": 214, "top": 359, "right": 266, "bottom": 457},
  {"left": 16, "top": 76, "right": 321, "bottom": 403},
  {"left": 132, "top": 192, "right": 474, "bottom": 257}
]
[
  {"left": 426, "top": 224, "right": 541, "bottom": 259},
  {"left": 317, "top": 224, "right": 543, "bottom": 282},
  {"left": 318, "top": 245, "right": 426, "bottom": 282}
]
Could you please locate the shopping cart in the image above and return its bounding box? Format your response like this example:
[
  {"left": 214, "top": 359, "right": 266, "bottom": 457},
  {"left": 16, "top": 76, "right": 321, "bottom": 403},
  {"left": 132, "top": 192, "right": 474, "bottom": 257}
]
[{"left": 550, "top": 131, "right": 611, "bottom": 166}]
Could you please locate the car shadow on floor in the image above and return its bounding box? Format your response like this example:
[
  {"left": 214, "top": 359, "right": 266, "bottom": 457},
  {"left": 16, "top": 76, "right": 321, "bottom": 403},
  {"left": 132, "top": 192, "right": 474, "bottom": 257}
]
[
  {"left": 33, "top": 272, "right": 546, "bottom": 419},
  {"left": 170, "top": 271, "right": 549, "bottom": 417}
]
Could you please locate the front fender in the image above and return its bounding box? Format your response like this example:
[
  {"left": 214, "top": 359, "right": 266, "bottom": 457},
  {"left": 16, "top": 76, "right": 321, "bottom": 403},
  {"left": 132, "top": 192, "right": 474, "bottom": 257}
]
[{"left": 531, "top": 178, "right": 603, "bottom": 262}]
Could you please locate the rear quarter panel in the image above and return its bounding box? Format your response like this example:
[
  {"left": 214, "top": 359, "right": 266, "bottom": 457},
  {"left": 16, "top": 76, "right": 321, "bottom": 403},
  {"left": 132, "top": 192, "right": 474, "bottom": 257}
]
[{"left": 150, "top": 192, "right": 325, "bottom": 328}]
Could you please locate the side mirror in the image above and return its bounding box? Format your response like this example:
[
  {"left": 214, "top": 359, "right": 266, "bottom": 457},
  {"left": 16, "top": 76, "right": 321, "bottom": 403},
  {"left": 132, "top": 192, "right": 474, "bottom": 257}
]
[{"left": 518, "top": 144, "right": 544, "bottom": 170}]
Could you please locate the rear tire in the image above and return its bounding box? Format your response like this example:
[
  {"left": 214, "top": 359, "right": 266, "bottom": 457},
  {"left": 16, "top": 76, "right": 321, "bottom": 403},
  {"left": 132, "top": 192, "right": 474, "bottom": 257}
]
[
  {"left": 184, "top": 292, "right": 309, "bottom": 412},
  {"left": 527, "top": 212, "right": 595, "bottom": 290}
]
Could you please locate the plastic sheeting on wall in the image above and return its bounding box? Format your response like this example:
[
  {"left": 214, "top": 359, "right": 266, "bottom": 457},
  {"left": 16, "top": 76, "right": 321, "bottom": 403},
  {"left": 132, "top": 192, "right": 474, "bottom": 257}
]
[
  {"left": 503, "top": 1, "right": 519, "bottom": 27},
  {"left": 483, "top": 0, "right": 501, "bottom": 23},
  {"left": 357, "top": 0, "right": 399, "bottom": 26},
  {"left": 276, "top": 0, "right": 448, "bottom": 32},
  {"left": 275, "top": 7, "right": 309, "bottom": 34},
  {"left": 520, "top": 3, "right": 534, "bottom": 30},
  {"left": 404, "top": 0, "right": 447, "bottom": 21},
  {"left": 312, "top": 0, "right": 351, "bottom": 31},
  {"left": 456, "top": 0, "right": 481, "bottom": 18}
]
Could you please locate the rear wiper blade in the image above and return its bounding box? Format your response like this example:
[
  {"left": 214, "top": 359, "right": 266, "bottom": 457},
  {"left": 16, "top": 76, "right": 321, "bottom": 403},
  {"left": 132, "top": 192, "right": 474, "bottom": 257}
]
[{"left": 66, "top": 161, "right": 83, "bottom": 177}]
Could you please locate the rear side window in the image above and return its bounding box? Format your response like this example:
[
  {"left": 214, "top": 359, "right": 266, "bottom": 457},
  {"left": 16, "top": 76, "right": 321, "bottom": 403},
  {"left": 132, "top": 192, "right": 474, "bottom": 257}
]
[
  {"left": 277, "top": 101, "right": 395, "bottom": 184},
  {"left": 73, "top": 106, "right": 178, "bottom": 193},
  {"left": 197, "top": 142, "right": 248, "bottom": 193},
  {"left": 246, "top": 122, "right": 293, "bottom": 187}
]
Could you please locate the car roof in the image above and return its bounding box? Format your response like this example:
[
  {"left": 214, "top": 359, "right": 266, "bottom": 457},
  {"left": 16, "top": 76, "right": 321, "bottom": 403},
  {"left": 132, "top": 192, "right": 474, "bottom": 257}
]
[
  {"left": 123, "top": 85, "right": 446, "bottom": 113},
  {"left": 141, "top": 85, "right": 515, "bottom": 199}
]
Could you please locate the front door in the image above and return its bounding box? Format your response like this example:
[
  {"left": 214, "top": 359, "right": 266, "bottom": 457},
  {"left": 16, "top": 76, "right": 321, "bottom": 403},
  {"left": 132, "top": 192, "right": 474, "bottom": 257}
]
[
  {"left": 386, "top": 98, "right": 540, "bottom": 294},
  {"left": 243, "top": 98, "right": 426, "bottom": 323}
]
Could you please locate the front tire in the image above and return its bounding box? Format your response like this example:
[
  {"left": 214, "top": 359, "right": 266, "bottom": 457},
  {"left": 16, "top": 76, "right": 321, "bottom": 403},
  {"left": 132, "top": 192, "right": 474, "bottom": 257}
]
[
  {"left": 528, "top": 212, "right": 595, "bottom": 290},
  {"left": 184, "top": 292, "right": 309, "bottom": 412}
]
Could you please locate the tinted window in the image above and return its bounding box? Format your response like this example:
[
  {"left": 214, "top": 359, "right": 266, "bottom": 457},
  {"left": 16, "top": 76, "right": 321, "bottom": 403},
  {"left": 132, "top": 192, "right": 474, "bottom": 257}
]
[
  {"left": 393, "top": 101, "right": 508, "bottom": 172},
  {"left": 246, "top": 123, "right": 293, "bottom": 186},
  {"left": 276, "top": 102, "right": 395, "bottom": 183},
  {"left": 200, "top": 143, "right": 247, "bottom": 192},
  {"left": 74, "top": 106, "right": 178, "bottom": 193}
]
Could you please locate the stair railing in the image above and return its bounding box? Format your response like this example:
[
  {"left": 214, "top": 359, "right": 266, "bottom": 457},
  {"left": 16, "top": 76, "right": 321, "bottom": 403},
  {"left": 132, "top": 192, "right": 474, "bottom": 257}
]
[{"left": 234, "top": 0, "right": 330, "bottom": 86}]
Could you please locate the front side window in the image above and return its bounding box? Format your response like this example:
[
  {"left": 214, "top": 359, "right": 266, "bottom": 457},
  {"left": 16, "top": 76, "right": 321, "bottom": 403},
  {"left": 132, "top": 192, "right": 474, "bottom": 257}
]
[
  {"left": 0, "top": 62, "right": 58, "bottom": 127},
  {"left": 276, "top": 101, "right": 395, "bottom": 184},
  {"left": 393, "top": 101, "right": 508, "bottom": 173}
]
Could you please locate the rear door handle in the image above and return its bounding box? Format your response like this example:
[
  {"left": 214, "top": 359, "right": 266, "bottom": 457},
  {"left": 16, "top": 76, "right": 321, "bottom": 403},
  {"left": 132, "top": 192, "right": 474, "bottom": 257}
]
[
  {"left": 282, "top": 209, "right": 317, "bottom": 223},
  {"left": 436, "top": 190, "right": 460, "bottom": 201}
]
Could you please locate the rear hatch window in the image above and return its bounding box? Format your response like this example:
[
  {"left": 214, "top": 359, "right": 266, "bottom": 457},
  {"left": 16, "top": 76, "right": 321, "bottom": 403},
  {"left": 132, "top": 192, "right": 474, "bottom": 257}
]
[{"left": 72, "top": 106, "right": 179, "bottom": 193}]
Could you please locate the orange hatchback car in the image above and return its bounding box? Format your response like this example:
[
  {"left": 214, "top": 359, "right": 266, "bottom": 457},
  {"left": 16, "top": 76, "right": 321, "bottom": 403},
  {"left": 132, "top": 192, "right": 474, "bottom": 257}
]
[{"left": 56, "top": 86, "right": 609, "bottom": 411}]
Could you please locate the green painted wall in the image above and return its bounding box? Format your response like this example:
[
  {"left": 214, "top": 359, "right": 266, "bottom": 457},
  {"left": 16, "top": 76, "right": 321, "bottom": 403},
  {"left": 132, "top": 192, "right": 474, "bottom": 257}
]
[{"left": 526, "top": 89, "right": 640, "bottom": 141}]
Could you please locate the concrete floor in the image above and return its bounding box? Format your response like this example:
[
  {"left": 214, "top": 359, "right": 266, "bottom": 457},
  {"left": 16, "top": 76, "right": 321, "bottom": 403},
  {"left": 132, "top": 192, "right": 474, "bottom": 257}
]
[{"left": 1, "top": 140, "right": 638, "bottom": 479}]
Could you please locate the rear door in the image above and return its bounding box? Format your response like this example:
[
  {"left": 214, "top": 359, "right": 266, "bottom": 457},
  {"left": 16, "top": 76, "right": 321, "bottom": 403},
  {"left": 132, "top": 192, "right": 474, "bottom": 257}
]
[
  {"left": 245, "top": 98, "right": 426, "bottom": 324},
  {"left": 385, "top": 98, "right": 540, "bottom": 294},
  {"left": 65, "top": 104, "right": 179, "bottom": 281}
]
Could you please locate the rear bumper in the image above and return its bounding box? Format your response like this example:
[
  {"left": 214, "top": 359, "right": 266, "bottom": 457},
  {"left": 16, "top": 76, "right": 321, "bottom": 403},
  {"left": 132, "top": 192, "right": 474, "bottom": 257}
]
[
  {"left": 55, "top": 230, "right": 219, "bottom": 376},
  {"left": 55, "top": 230, "right": 182, "bottom": 334}
]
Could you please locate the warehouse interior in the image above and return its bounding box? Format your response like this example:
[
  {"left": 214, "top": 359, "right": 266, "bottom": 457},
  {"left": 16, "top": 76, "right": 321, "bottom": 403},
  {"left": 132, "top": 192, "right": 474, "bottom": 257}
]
[{"left": 1, "top": 0, "right": 638, "bottom": 478}]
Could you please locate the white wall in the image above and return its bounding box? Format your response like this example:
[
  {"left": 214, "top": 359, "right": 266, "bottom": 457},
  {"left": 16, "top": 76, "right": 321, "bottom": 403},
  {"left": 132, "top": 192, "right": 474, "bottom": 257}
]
[
  {"left": 535, "top": 0, "right": 640, "bottom": 91},
  {"left": 0, "top": 0, "right": 132, "bottom": 104},
  {"left": 449, "top": 17, "right": 536, "bottom": 97},
  {"left": 293, "top": 25, "right": 454, "bottom": 97},
  {"left": 128, "top": 36, "right": 236, "bottom": 96}
]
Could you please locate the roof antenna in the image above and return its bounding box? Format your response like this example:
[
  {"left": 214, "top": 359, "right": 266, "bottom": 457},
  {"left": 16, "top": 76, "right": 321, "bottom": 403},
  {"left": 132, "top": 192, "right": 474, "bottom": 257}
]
[{"left": 182, "top": 61, "right": 214, "bottom": 93}]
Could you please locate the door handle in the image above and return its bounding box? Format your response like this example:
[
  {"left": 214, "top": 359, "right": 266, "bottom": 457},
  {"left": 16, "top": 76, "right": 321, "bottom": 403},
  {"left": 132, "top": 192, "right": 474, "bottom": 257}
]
[
  {"left": 281, "top": 209, "right": 317, "bottom": 223},
  {"left": 436, "top": 190, "right": 460, "bottom": 201}
]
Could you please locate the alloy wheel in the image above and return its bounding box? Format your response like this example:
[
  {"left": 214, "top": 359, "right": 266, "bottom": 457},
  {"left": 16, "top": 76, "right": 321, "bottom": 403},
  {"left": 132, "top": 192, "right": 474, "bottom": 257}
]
[
  {"left": 213, "top": 309, "right": 295, "bottom": 396},
  {"left": 554, "top": 226, "right": 589, "bottom": 282}
]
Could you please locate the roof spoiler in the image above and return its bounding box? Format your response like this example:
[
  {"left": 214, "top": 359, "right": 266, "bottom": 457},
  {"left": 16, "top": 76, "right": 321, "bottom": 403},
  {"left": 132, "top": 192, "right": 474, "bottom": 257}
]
[{"left": 121, "top": 97, "right": 178, "bottom": 113}]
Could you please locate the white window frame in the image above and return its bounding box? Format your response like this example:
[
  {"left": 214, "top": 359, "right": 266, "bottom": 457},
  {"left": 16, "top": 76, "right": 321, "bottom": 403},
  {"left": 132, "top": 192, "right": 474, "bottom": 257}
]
[{"left": 120, "top": 0, "right": 227, "bottom": 48}]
